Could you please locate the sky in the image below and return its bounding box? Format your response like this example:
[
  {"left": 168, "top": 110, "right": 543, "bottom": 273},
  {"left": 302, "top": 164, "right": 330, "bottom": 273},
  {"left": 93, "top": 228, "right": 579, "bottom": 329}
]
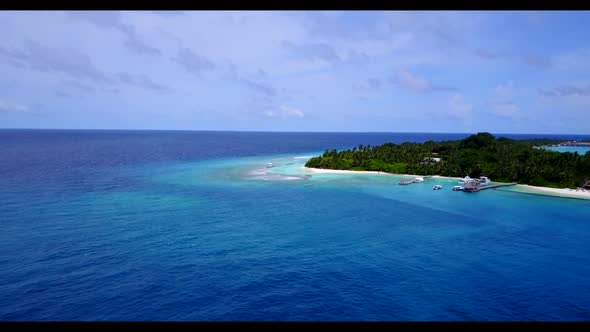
[{"left": 0, "top": 10, "right": 589, "bottom": 134}]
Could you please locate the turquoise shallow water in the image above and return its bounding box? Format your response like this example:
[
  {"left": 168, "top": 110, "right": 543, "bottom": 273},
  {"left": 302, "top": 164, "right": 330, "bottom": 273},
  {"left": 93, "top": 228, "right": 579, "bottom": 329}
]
[
  {"left": 542, "top": 146, "right": 590, "bottom": 155},
  {"left": 1, "top": 130, "right": 590, "bottom": 321}
]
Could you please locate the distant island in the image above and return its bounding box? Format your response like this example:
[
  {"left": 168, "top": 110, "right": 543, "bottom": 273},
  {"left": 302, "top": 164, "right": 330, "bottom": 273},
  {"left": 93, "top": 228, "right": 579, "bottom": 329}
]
[
  {"left": 305, "top": 133, "right": 590, "bottom": 189},
  {"left": 547, "top": 140, "right": 590, "bottom": 147}
]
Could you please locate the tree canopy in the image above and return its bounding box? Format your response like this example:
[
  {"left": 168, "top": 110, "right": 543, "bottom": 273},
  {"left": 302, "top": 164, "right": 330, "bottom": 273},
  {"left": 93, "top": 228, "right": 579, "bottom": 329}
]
[{"left": 305, "top": 133, "right": 590, "bottom": 188}]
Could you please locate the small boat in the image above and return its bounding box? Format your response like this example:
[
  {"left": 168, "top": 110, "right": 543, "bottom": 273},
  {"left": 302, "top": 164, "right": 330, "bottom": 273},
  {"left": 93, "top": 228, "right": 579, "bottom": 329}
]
[
  {"left": 453, "top": 185, "right": 463, "bottom": 191},
  {"left": 414, "top": 177, "right": 424, "bottom": 183},
  {"left": 266, "top": 163, "right": 274, "bottom": 168},
  {"left": 479, "top": 176, "right": 491, "bottom": 186},
  {"left": 433, "top": 185, "right": 442, "bottom": 190}
]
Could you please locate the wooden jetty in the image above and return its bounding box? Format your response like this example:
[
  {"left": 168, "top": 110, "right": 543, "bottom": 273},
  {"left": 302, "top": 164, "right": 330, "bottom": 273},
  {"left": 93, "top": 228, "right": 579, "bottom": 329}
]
[
  {"left": 398, "top": 175, "right": 433, "bottom": 185},
  {"left": 463, "top": 182, "right": 517, "bottom": 192}
]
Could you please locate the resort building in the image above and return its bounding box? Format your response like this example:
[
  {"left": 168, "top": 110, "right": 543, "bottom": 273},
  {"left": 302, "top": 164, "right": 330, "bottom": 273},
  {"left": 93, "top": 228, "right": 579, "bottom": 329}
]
[
  {"left": 560, "top": 140, "right": 590, "bottom": 147},
  {"left": 463, "top": 179, "right": 480, "bottom": 192},
  {"left": 421, "top": 157, "right": 441, "bottom": 166}
]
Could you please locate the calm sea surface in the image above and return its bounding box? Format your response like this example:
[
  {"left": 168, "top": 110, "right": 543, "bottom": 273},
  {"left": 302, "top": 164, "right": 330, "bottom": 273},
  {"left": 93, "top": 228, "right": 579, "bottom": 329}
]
[
  {"left": 1, "top": 129, "right": 589, "bottom": 321},
  {"left": 543, "top": 146, "right": 590, "bottom": 155}
]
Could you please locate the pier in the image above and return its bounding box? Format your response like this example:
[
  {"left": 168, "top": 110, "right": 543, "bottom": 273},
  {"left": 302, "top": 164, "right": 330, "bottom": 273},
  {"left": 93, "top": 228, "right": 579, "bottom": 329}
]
[
  {"left": 463, "top": 182, "right": 517, "bottom": 192},
  {"left": 399, "top": 175, "right": 433, "bottom": 185}
]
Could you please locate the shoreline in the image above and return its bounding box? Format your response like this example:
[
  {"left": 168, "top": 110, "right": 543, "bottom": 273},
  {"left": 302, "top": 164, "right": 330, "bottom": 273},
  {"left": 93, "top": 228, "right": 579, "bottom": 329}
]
[
  {"left": 302, "top": 166, "right": 590, "bottom": 200},
  {"left": 301, "top": 166, "right": 462, "bottom": 180},
  {"left": 511, "top": 184, "right": 590, "bottom": 200}
]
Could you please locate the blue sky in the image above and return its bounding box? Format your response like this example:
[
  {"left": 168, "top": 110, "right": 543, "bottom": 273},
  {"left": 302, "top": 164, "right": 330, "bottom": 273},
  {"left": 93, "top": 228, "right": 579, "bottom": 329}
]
[{"left": 1, "top": 11, "right": 589, "bottom": 133}]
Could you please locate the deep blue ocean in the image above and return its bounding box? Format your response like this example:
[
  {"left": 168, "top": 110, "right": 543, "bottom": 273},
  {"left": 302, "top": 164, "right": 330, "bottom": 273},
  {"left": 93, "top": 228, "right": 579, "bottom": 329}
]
[{"left": 1, "top": 129, "right": 589, "bottom": 321}]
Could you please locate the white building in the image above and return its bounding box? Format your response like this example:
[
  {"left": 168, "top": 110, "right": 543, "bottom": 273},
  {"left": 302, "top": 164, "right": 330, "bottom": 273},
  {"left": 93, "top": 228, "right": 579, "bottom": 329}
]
[{"left": 421, "top": 157, "right": 441, "bottom": 165}]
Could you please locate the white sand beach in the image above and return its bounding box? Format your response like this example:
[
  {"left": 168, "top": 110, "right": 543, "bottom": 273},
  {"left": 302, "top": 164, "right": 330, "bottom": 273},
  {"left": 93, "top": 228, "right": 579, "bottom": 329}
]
[
  {"left": 515, "top": 184, "right": 590, "bottom": 200},
  {"left": 302, "top": 166, "right": 393, "bottom": 176},
  {"left": 303, "top": 166, "right": 590, "bottom": 200},
  {"left": 302, "top": 166, "right": 462, "bottom": 180}
]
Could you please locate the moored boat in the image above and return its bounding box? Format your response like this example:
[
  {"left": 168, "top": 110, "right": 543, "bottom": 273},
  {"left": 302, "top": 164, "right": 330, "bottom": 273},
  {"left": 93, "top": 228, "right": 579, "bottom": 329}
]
[{"left": 479, "top": 176, "right": 491, "bottom": 186}]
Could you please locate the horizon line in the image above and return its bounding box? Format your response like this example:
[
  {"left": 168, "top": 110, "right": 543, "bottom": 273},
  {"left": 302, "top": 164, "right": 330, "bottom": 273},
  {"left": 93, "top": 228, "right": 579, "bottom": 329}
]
[{"left": 0, "top": 127, "right": 589, "bottom": 136}]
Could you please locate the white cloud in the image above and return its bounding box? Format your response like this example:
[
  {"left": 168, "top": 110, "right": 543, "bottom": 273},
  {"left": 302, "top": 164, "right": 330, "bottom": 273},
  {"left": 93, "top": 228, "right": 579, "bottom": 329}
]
[
  {"left": 264, "top": 105, "right": 304, "bottom": 119},
  {"left": 449, "top": 94, "right": 473, "bottom": 120},
  {"left": 494, "top": 81, "right": 514, "bottom": 101},
  {"left": 538, "top": 82, "right": 590, "bottom": 107},
  {"left": 492, "top": 102, "right": 522, "bottom": 118},
  {"left": 281, "top": 105, "right": 304, "bottom": 118},
  {"left": 395, "top": 69, "right": 432, "bottom": 91},
  {"left": 1, "top": 10, "right": 586, "bottom": 132},
  {"left": 0, "top": 99, "right": 29, "bottom": 113},
  {"left": 488, "top": 81, "right": 522, "bottom": 119},
  {"left": 392, "top": 69, "right": 456, "bottom": 93},
  {"left": 552, "top": 49, "right": 590, "bottom": 70},
  {"left": 281, "top": 41, "right": 341, "bottom": 62},
  {"left": 0, "top": 11, "right": 469, "bottom": 107},
  {"left": 539, "top": 82, "right": 590, "bottom": 98}
]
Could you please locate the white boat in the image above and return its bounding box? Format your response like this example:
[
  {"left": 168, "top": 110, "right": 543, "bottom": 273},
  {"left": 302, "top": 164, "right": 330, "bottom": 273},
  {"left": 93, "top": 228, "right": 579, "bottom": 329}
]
[
  {"left": 266, "top": 162, "right": 274, "bottom": 168},
  {"left": 414, "top": 177, "right": 424, "bottom": 183},
  {"left": 433, "top": 185, "right": 442, "bottom": 190},
  {"left": 453, "top": 185, "right": 463, "bottom": 191},
  {"left": 479, "top": 176, "right": 491, "bottom": 186}
]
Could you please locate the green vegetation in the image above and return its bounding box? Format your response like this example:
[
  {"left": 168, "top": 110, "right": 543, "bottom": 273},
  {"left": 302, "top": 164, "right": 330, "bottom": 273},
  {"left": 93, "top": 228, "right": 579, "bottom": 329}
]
[{"left": 305, "top": 133, "right": 590, "bottom": 188}]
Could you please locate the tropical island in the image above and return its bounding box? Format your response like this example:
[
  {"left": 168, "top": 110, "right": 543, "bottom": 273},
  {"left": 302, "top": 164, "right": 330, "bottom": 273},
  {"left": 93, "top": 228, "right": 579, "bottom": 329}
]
[{"left": 304, "top": 133, "right": 590, "bottom": 190}]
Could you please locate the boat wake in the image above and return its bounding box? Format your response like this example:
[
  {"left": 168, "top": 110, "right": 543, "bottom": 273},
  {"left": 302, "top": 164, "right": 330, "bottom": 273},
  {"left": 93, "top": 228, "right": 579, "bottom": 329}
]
[
  {"left": 246, "top": 171, "right": 311, "bottom": 182},
  {"left": 249, "top": 169, "right": 268, "bottom": 176}
]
